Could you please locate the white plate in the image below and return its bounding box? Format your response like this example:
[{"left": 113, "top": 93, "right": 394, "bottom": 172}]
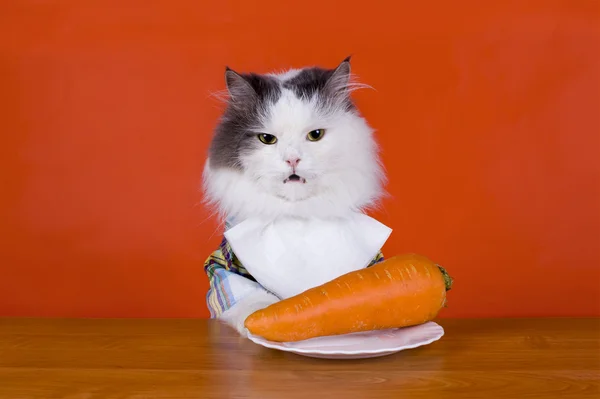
[{"left": 246, "top": 321, "right": 444, "bottom": 359}]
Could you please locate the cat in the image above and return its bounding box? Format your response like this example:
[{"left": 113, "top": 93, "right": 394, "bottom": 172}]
[{"left": 202, "top": 57, "right": 387, "bottom": 336}]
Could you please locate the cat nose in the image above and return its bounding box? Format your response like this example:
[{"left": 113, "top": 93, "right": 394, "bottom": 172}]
[{"left": 286, "top": 158, "right": 301, "bottom": 168}]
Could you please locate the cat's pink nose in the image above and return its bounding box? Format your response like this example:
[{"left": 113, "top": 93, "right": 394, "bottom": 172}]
[{"left": 286, "top": 158, "right": 301, "bottom": 168}]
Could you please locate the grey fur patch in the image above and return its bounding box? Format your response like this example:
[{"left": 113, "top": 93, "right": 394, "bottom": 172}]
[
  {"left": 208, "top": 71, "right": 281, "bottom": 169},
  {"left": 283, "top": 67, "right": 336, "bottom": 98},
  {"left": 283, "top": 59, "right": 355, "bottom": 112}
]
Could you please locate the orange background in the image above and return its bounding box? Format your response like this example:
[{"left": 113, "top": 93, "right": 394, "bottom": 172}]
[{"left": 1, "top": 0, "right": 599, "bottom": 319}]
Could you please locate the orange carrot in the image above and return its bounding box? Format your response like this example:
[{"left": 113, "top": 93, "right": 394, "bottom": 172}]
[{"left": 244, "top": 253, "right": 453, "bottom": 342}]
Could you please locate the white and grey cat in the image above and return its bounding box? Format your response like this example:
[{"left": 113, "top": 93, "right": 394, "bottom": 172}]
[{"left": 202, "top": 57, "right": 388, "bottom": 335}]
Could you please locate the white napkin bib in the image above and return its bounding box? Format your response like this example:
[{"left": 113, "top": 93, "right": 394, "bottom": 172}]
[{"left": 223, "top": 213, "right": 392, "bottom": 299}]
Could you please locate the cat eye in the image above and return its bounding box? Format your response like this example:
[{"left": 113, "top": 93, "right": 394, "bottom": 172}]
[
  {"left": 307, "top": 129, "right": 326, "bottom": 142},
  {"left": 258, "top": 133, "right": 278, "bottom": 145}
]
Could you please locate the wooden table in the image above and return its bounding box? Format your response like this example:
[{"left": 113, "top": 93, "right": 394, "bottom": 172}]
[{"left": 0, "top": 318, "right": 598, "bottom": 398}]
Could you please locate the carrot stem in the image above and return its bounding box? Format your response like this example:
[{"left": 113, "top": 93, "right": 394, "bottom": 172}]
[{"left": 437, "top": 265, "right": 453, "bottom": 291}]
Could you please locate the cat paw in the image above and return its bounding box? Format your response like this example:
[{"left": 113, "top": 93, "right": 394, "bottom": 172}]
[{"left": 219, "top": 291, "right": 279, "bottom": 338}]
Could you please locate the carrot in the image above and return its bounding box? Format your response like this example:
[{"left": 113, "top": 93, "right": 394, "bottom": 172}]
[{"left": 244, "top": 253, "right": 453, "bottom": 342}]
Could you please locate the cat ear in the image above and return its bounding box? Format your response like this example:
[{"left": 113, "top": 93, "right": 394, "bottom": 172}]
[
  {"left": 324, "top": 56, "right": 352, "bottom": 98},
  {"left": 225, "top": 67, "right": 257, "bottom": 101}
]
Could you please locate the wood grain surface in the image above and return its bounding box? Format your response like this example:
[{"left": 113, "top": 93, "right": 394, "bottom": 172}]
[{"left": 0, "top": 318, "right": 598, "bottom": 398}]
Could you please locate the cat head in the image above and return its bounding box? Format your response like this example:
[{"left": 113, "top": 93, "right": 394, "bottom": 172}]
[{"left": 202, "top": 57, "right": 386, "bottom": 222}]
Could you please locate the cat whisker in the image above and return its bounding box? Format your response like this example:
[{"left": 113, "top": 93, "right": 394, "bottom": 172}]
[{"left": 207, "top": 89, "right": 230, "bottom": 104}]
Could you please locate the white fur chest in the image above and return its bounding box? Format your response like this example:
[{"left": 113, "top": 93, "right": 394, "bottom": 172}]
[{"left": 223, "top": 212, "right": 392, "bottom": 299}]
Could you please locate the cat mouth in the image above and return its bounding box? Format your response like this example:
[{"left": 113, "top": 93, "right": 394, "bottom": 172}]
[{"left": 284, "top": 174, "right": 306, "bottom": 184}]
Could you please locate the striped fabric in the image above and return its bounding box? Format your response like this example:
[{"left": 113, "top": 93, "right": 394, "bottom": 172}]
[{"left": 204, "top": 226, "right": 385, "bottom": 318}]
